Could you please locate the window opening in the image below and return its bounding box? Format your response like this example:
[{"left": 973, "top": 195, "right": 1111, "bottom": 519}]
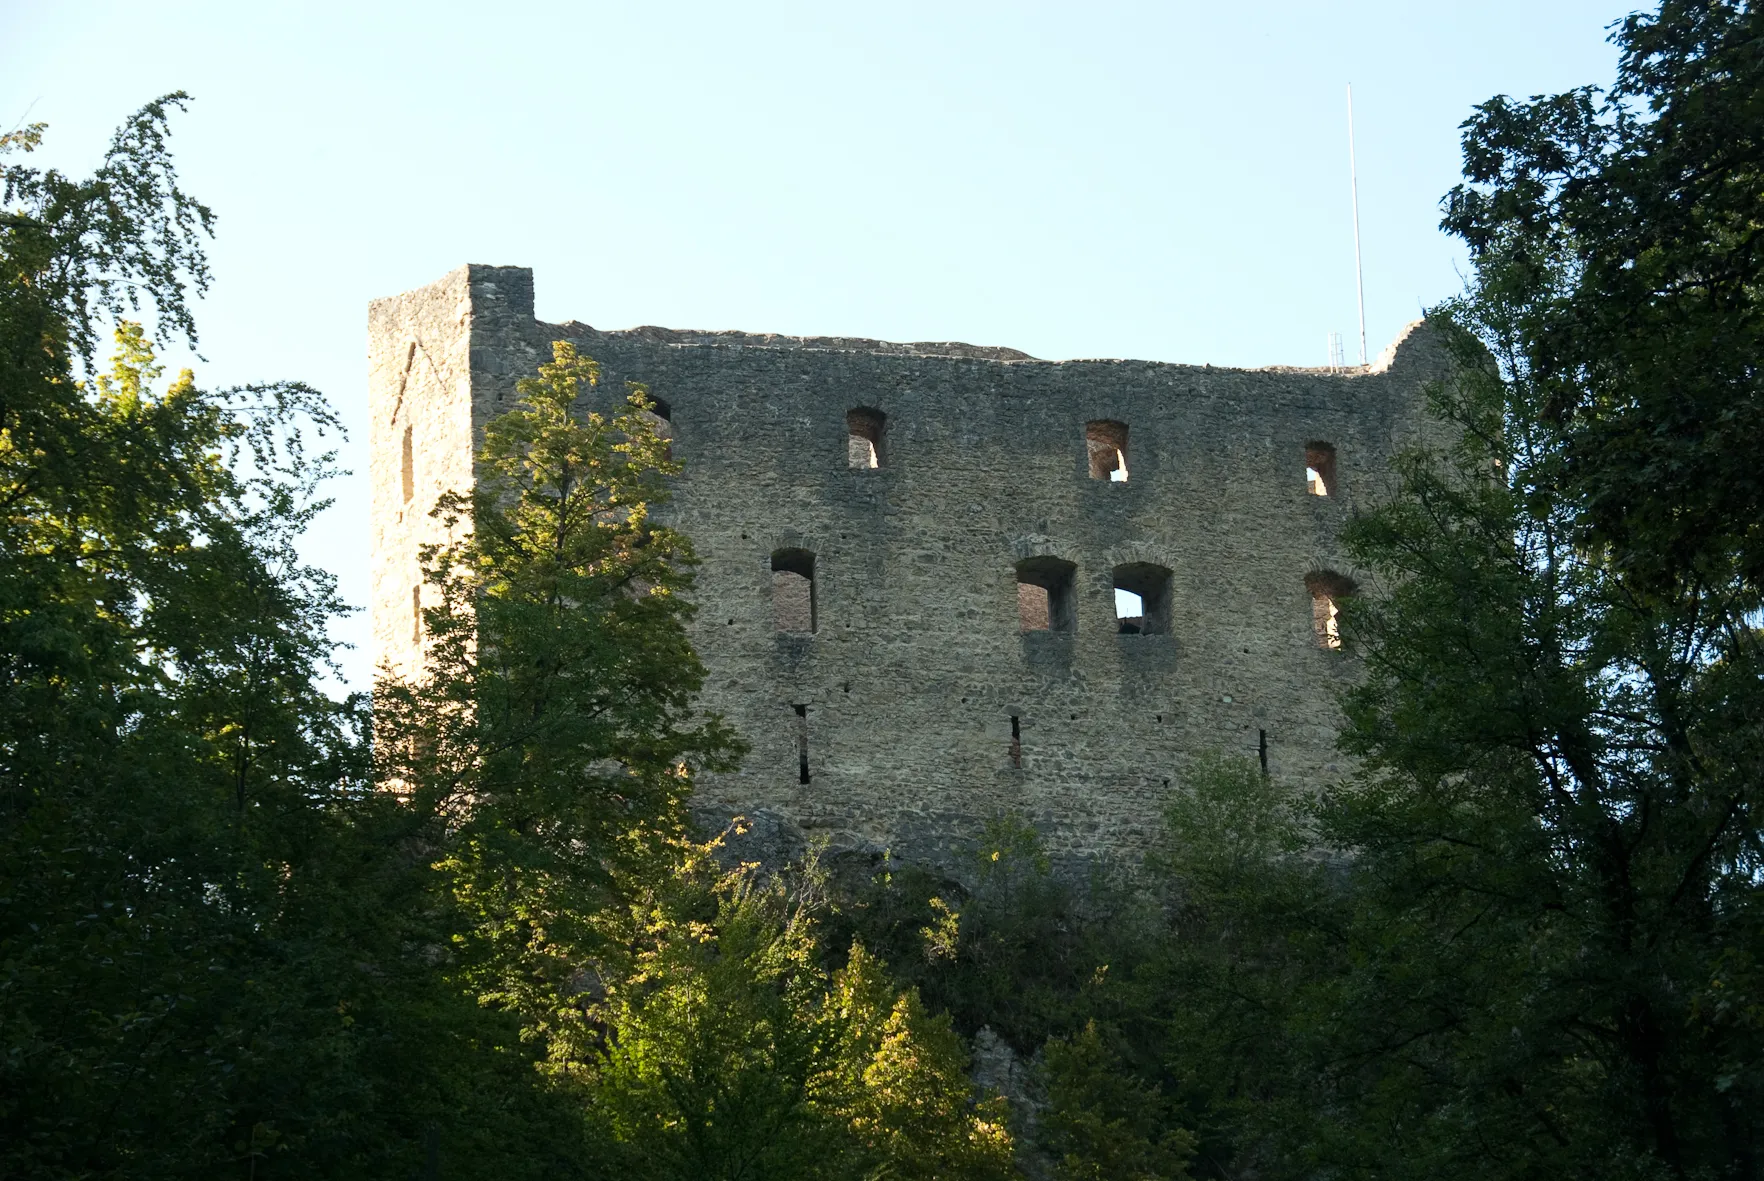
[
  {"left": 1258, "top": 729, "right": 1269, "bottom": 776},
  {"left": 1305, "top": 441, "right": 1336, "bottom": 496},
  {"left": 1112, "top": 563, "right": 1173, "bottom": 634},
  {"left": 401, "top": 423, "right": 414, "bottom": 504},
  {"left": 1009, "top": 714, "right": 1021, "bottom": 769},
  {"left": 847, "top": 407, "right": 886, "bottom": 469},
  {"left": 411, "top": 584, "right": 422, "bottom": 643},
  {"left": 1306, "top": 571, "right": 1356, "bottom": 649},
  {"left": 772, "top": 549, "right": 817, "bottom": 633},
  {"left": 1015, "top": 557, "right": 1077, "bottom": 633},
  {"left": 794, "top": 703, "right": 810, "bottom": 784},
  {"left": 1086, "top": 420, "right": 1130, "bottom": 481}
]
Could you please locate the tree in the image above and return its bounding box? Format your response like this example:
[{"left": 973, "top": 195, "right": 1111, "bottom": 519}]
[
  {"left": 380, "top": 341, "right": 1018, "bottom": 1179},
  {"left": 587, "top": 846, "right": 1015, "bottom": 1181},
  {"left": 1039, "top": 1021, "right": 1194, "bottom": 1181},
  {"left": 1206, "top": 4, "right": 1764, "bottom": 1171},
  {"left": 1093, "top": 10, "right": 1764, "bottom": 1177},
  {"left": 374, "top": 338, "right": 743, "bottom": 1061},
  {"left": 1, "top": 99, "right": 581, "bottom": 1180},
  {"left": 1442, "top": 0, "right": 1764, "bottom": 596}
]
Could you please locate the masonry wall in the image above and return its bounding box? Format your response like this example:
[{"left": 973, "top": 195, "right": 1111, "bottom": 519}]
[{"left": 369, "top": 264, "right": 1450, "bottom": 866}]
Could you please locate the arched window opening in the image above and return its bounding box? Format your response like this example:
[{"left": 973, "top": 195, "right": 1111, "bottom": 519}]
[
  {"left": 772, "top": 549, "right": 817, "bottom": 633},
  {"left": 1113, "top": 563, "right": 1173, "bottom": 634},
  {"left": 1086, "top": 420, "right": 1130, "bottom": 482},
  {"left": 1016, "top": 557, "right": 1077, "bottom": 633},
  {"left": 401, "top": 423, "right": 414, "bottom": 504},
  {"left": 1306, "top": 571, "right": 1356, "bottom": 650},
  {"left": 1305, "top": 441, "right": 1336, "bottom": 496},
  {"left": 847, "top": 407, "right": 886, "bottom": 469}
]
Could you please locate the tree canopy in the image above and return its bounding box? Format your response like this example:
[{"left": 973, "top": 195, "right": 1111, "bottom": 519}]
[{"left": 1, "top": 96, "right": 581, "bottom": 1179}]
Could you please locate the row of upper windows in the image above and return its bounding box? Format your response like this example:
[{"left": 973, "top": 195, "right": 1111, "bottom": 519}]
[
  {"left": 770, "top": 549, "right": 1356, "bottom": 650},
  {"left": 399, "top": 407, "right": 1338, "bottom": 503},
  {"left": 850, "top": 409, "right": 1341, "bottom": 493}
]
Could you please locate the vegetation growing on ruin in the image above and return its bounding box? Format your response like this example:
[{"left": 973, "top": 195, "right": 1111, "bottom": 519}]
[{"left": 4, "top": 0, "right": 1762, "bottom": 1175}]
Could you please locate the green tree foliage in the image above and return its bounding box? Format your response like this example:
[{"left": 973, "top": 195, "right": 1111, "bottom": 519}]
[
  {"left": 3, "top": 97, "right": 1009, "bottom": 1181},
  {"left": 1126, "top": 6, "right": 1764, "bottom": 1173},
  {"left": 1, "top": 99, "right": 580, "bottom": 1179},
  {"left": 1225, "top": 283, "right": 1764, "bottom": 1178},
  {"left": 1441, "top": 0, "right": 1764, "bottom": 594},
  {"left": 1039, "top": 1022, "right": 1193, "bottom": 1181},
  {"left": 587, "top": 847, "right": 1014, "bottom": 1181},
  {"left": 379, "top": 344, "right": 1015, "bottom": 1179},
  {"left": 827, "top": 817, "right": 1154, "bottom": 1054},
  {"left": 1300, "top": 4, "right": 1764, "bottom": 1173},
  {"left": 374, "top": 339, "right": 743, "bottom": 1062},
  {"left": 823, "top": 821, "right": 1203, "bottom": 1176},
  {"left": 1135, "top": 757, "right": 1334, "bottom": 1177},
  {"left": 1094, "top": 9, "right": 1764, "bottom": 1175}
]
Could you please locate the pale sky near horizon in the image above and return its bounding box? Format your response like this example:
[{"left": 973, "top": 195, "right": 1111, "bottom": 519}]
[{"left": 2, "top": 0, "right": 1634, "bottom": 691}]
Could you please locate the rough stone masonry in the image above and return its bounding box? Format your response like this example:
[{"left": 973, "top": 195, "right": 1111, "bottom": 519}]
[{"left": 370, "top": 265, "right": 1450, "bottom": 867}]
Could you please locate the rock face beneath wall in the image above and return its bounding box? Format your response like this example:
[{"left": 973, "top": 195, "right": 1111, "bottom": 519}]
[{"left": 369, "top": 265, "right": 1449, "bottom": 869}]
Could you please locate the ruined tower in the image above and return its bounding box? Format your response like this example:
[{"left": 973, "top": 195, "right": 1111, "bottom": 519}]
[{"left": 370, "top": 265, "right": 1448, "bottom": 865}]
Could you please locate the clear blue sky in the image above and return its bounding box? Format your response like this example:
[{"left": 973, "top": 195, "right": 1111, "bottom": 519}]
[{"left": 2, "top": 0, "right": 1633, "bottom": 690}]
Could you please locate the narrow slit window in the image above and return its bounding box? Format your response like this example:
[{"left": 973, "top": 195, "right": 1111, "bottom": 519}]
[
  {"left": 772, "top": 549, "right": 817, "bottom": 633},
  {"left": 1086, "top": 420, "right": 1130, "bottom": 481},
  {"left": 1016, "top": 557, "right": 1078, "bottom": 633},
  {"left": 1258, "top": 729, "right": 1269, "bottom": 776},
  {"left": 1009, "top": 714, "right": 1021, "bottom": 769},
  {"left": 401, "top": 423, "right": 414, "bottom": 504},
  {"left": 1306, "top": 571, "right": 1356, "bottom": 650},
  {"left": 847, "top": 407, "right": 886, "bottom": 469},
  {"left": 1113, "top": 563, "right": 1173, "bottom": 634},
  {"left": 411, "top": 584, "right": 422, "bottom": 643},
  {"left": 1305, "top": 441, "right": 1336, "bottom": 496},
  {"left": 794, "top": 703, "right": 810, "bottom": 784}
]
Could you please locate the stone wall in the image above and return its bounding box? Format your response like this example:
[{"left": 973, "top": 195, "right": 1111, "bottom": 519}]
[{"left": 369, "top": 264, "right": 1450, "bottom": 866}]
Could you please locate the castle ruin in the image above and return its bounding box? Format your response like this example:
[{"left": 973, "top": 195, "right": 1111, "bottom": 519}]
[{"left": 369, "top": 265, "right": 1448, "bottom": 865}]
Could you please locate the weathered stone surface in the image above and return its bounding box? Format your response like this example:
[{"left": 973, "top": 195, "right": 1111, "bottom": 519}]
[
  {"left": 369, "top": 265, "right": 1447, "bottom": 867},
  {"left": 971, "top": 1026, "right": 1049, "bottom": 1179}
]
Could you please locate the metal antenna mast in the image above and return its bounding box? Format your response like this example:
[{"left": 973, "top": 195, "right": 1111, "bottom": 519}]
[{"left": 1348, "top": 83, "right": 1367, "bottom": 368}]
